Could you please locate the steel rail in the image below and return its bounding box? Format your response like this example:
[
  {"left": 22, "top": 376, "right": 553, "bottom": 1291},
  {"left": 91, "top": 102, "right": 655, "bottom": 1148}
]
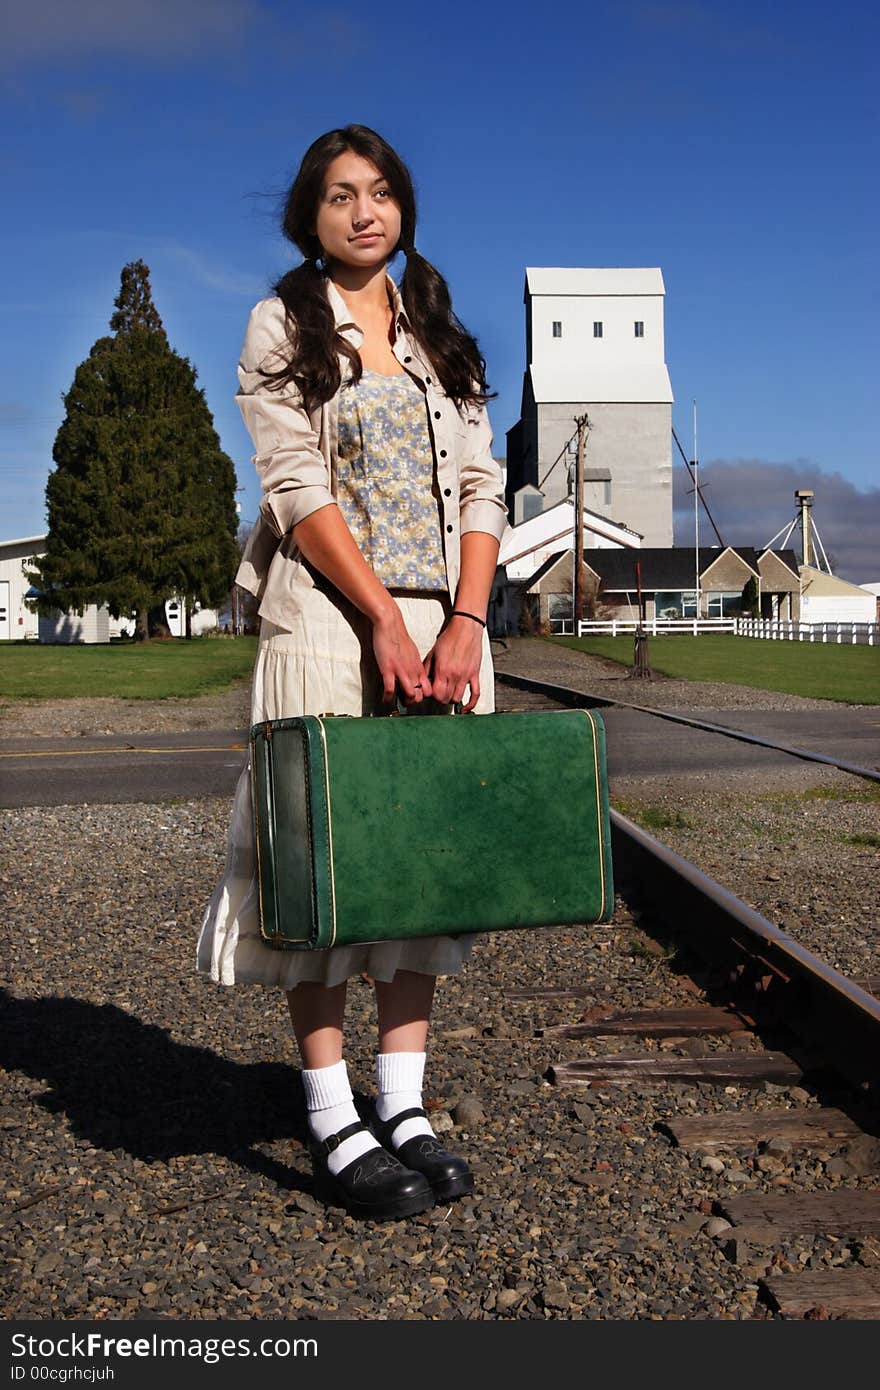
[
  {"left": 495, "top": 671, "right": 880, "bottom": 785},
  {"left": 610, "top": 809, "right": 880, "bottom": 1093}
]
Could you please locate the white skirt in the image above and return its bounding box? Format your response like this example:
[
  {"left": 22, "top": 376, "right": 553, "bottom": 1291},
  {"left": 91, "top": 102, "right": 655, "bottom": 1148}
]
[{"left": 196, "top": 585, "right": 495, "bottom": 989}]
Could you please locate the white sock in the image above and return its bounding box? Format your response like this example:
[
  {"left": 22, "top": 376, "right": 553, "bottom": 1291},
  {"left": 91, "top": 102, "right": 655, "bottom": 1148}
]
[
  {"left": 302, "top": 1060, "right": 379, "bottom": 1176},
  {"left": 375, "top": 1051, "right": 436, "bottom": 1148}
]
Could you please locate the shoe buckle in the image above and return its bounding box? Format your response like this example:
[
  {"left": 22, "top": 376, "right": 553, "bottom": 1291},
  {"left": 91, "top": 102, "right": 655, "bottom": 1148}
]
[{"left": 324, "top": 1133, "right": 341, "bottom": 1153}]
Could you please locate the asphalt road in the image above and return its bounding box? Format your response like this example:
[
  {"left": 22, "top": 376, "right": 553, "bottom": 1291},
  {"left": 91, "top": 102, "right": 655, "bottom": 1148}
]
[
  {"left": 600, "top": 706, "right": 880, "bottom": 783},
  {"left": 1, "top": 707, "right": 877, "bottom": 807},
  {"left": 0, "top": 730, "right": 249, "bottom": 808}
]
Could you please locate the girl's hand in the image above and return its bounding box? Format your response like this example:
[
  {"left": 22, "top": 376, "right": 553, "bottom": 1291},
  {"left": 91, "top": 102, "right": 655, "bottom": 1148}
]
[
  {"left": 372, "top": 606, "right": 433, "bottom": 706},
  {"left": 425, "top": 616, "right": 484, "bottom": 713}
]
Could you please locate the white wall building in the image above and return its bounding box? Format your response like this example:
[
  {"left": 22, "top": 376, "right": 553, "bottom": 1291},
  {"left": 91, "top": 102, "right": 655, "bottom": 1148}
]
[
  {"left": 505, "top": 268, "right": 674, "bottom": 547},
  {"left": 800, "top": 567, "right": 876, "bottom": 624},
  {"left": 39, "top": 606, "right": 111, "bottom": 644},
  {"left": 0, "top": 536, "right": 44, "bottom": 641},
  {"left": 859, "top": 582, "right": 880, "bottom": 622},
  {"left": 0, "top": 534, "right": 219, "bottom": 641}
]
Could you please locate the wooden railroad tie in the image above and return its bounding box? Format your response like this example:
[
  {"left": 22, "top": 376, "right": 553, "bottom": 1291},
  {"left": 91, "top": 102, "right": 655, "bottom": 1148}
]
[
  {"left": 539, "top": 1006, "right": 751, "bottom": 1039},
  {"left": 716, "top": 1192, "right": 880, "bottom": 1318},
  {"left": 758, "top": 1271, "right": 880, "bottom": 1320},
  {"left": 549, "top": 1054, "right": 804, "bottom": 1087},
  {"left": 504, "top": 986, "right": 597, "bottom": 1001},
  {"left": 660, "top": 1108, "right": 876, "bottom": 1152},
  {"left": 715, "top": 1192, "right": 880, "bottom": 1236}
]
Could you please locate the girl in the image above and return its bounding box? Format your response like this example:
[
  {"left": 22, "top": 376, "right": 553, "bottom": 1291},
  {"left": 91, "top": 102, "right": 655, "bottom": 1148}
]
[{"left": 198, "top": 125, "right": 508, "bottom": 1221}]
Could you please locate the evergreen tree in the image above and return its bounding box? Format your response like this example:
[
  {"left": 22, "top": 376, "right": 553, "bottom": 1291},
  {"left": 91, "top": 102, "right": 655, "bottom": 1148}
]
[
  {"left": 741, "top": 576, "right": 760, "bottom": 617},
  {"left": 30, "top": 260, "right": 239, "bottom": 637}
]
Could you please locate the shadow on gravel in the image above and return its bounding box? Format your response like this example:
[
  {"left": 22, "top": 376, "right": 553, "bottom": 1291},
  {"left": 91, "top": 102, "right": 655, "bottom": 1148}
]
[{"left": 0, "top": 988, "right": 317, "bottom": 1193}]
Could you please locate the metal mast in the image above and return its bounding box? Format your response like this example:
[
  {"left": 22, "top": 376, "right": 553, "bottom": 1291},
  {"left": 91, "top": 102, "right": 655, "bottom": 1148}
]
[{"left": 693, "top": 401, "right": 700, "bottom": 618}]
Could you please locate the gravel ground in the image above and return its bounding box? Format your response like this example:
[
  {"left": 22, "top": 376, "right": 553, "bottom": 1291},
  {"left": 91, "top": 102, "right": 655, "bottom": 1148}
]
[
  {"left": 0, "top": 683, "right": 252, "bottom": 739},
  {"left": 492, "top": 636, "right": 855, "bottom": 711},
  {"left": 610, "top": 782, "right": 880, "bottom": 986},
  {"left": 2, "top": 646, "right": 878, "bottom": 1321},
  {"left": 492, "top": 639, "right": 880, "bottom": 985},
  {"left": 3, "top": 797, "right": 878, "bottom": 1321},
  {"left": 0, "top": 631, "right": 844, "bottom": 740}
]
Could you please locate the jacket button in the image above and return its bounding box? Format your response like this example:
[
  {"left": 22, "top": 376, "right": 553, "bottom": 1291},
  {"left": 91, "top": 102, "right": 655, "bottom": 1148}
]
[
  {"left": 444, "top": 488, "right": 451, "bottom": 497},
  {"left": 404, "top": 356, "right": 412, "bottom": 363},
  {"left": 434, "top": 411, "right": 441, "bottom": 419},
  {"left": 425, "top": 376, "right": 432, "bottom": 385},
  {"left": 446, "top": 524, "right": 453, "bottom": 533},
  {"left": 439, "top": 449, "right": 447, "bottom": 458}
]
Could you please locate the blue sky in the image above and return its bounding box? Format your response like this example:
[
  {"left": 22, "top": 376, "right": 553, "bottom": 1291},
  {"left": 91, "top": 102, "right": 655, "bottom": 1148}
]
[{"left": 2, "top": 0, "right": 877, "bottom": 579}]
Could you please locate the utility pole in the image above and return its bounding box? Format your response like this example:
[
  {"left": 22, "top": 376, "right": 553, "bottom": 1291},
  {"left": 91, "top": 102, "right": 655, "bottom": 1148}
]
[
  {"left": 693, "top": 400, "right": 700, "bottom": 622},
  {"left": 573, "top": 413, "right": 590, "bottom": 628}
]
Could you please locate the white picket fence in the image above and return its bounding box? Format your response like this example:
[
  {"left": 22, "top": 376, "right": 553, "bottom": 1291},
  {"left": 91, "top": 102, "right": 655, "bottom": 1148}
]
[
  {"left": 734, "top": 617, "right": 878, "bottom": 646},
  {"left": 566, "top": 618, "right": 737, "bottom": 637},
  {"left": 548, "top": 616, "right": 878, "bottom": 645}
]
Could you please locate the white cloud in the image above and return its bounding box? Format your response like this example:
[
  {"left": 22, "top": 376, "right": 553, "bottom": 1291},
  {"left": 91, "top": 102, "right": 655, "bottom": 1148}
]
[
  {"left": 673, "top": 458, "right": 880, "bottom": 584},
  {"left": 153, "top": 239, "right": 264, "bottom": 298}
]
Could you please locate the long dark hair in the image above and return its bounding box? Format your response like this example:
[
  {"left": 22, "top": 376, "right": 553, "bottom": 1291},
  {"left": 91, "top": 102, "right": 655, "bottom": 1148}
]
[{"left": 262, "top": 125, "right": 492, "bottom": 413}]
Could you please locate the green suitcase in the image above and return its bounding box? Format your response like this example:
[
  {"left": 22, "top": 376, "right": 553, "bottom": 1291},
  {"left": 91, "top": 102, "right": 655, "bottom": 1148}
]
[{"left": 250, "top": 709, "right": 613, "bottom": 950}]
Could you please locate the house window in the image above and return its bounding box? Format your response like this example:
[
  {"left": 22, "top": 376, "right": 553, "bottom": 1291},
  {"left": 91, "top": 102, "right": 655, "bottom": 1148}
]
[
  {"left": 707, "top": 592, "right": 743, "bottom": 618},
  {"left": 593, "top": 322, "right": 603, "bottom": 338},
  {"left": 552, "top": 321, "right": 563, "bottom": 338},
  {"left": 634, "top": 321, "right": 644, "bottom": 337},
  {"left": 548, "top": 593, "right": 573, "bottom": 621},
  {"left": 603, "top": 480, "right": 612, "bottom": 507},
  {"left": 655, "top": 591, "right": 698, "bottom": 620}
]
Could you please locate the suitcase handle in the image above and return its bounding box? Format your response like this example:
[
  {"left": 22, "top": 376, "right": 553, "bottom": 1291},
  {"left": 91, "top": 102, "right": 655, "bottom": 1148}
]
[
  {"left": 391, "top": 695, "right": 462, "bottom": 717},
  {"left": 317, "top": 700, "right": 462, "bottom": 718}
]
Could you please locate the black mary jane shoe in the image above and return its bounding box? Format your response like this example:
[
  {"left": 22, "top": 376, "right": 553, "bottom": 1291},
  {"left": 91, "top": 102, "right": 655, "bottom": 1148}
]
[
  {"left": 310, "top": 1120, "right": 433, "bottom": 1222},
  {"left": 372, "top": 1107, "right": 474, "bottom": 1203}
]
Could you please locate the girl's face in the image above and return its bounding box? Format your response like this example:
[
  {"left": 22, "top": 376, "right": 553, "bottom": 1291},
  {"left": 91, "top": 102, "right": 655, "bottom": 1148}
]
[{"left": 314, "top": 150, "right": 402, "bottom": 271}]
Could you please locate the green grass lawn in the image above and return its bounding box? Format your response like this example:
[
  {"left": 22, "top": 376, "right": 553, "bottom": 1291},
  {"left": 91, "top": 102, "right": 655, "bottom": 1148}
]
[
  {"left": 0, "top": 636, "right": 259, "bottom": 701},
  {"left": 550, "top": 634, "right": 880, "bottom": 704}
]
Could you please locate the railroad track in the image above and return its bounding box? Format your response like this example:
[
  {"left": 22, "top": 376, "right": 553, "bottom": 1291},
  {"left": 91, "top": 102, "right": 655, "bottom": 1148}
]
[
  {"left": 494, "top": 669, "right": 880, "bottom": 785},
  {"left": 497, "top": 672, "right": 880, "bottom": 1319}
]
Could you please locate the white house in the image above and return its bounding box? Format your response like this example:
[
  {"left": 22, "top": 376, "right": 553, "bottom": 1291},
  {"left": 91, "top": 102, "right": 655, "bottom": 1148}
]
[{"left": 500, "top": 496, "right": 641, "bottom": 583}]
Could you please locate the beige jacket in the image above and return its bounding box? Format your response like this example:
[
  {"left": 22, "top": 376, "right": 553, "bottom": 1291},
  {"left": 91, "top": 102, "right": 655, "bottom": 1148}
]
[{"left": 234, "top": 276, "right": 509, "bottom": 629}]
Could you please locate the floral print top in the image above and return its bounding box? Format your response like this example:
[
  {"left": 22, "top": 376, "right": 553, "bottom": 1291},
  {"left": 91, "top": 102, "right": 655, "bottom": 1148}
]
[{"left": 336, "top": 369, "right": 447, "bottom": 590}]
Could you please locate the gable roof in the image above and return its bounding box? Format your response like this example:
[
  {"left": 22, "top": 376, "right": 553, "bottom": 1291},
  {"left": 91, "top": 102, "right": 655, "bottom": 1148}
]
[
  {"left": 582, "top": 547, "right": 799, "bottom": 591},
  {"left": 516, "top": 552, "right": 570, "bottom": 591},
  {"left": 757, "top": 548, "right": 801, "bottom": 580},
  {"left": 499, "top": 497, "right": 642, "bottom": 567}
]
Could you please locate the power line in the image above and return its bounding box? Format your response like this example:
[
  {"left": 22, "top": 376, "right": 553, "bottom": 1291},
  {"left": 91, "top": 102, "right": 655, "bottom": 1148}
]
[{"left": 671, "top": 425, "right": 725, "bottom": 548}]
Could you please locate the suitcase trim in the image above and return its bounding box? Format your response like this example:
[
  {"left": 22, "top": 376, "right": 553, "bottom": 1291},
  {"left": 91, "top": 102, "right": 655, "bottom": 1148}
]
[
  {"left": 582, "top": 710, "right": 610, "bottom": 921},
  {"left": 251, "top": 725, "right": 280, "bottom": 947},
  {"left": 315, "top": 716, "right": 338, "bottom": 947},
  {"left": 252, "top": 720, "right": 326, "bottom": 949}
]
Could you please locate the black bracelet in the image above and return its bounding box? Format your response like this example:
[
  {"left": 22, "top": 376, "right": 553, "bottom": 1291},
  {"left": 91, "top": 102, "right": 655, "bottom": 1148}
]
[{"left": 451, "top": 610, "right": 486, "bottom": 628}]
